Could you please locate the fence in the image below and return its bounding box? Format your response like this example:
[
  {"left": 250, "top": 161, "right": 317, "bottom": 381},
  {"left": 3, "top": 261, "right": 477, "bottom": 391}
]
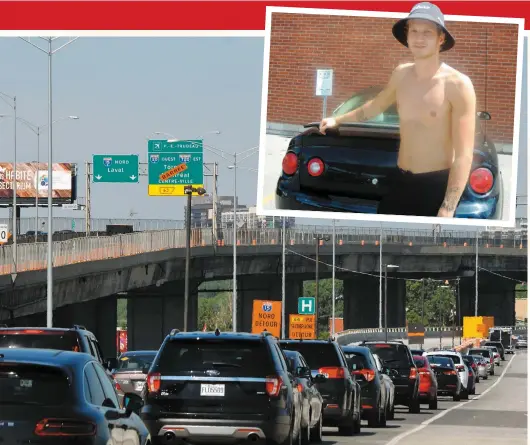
[{"left": 0, "top": 226, "right": 526, "bottom": 276}]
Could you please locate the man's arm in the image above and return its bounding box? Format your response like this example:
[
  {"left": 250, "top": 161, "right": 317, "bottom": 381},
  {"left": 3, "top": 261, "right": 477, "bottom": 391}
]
[
  {"left": 438, "top": 75, "right": 477, "bottom": 217},
  {"left": 335, "top": 64, "right": 406, "bottom": 125}
]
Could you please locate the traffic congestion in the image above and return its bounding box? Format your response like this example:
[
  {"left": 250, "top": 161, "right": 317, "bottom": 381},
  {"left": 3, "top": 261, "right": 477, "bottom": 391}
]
[{"left": 0, "top": 324, "right": 526, "bottom": 445}]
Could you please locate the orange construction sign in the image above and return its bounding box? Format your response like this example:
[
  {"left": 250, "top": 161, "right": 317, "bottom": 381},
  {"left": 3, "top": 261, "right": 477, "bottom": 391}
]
[
  {"left": 251, "top": 300, "right": 282, "bottom": 338},
  {"left": 289, "top": 314, "right": 316, "bottom": 340},
  {"left": 159, "top": 163, "right": 188, "bottom": 182}
]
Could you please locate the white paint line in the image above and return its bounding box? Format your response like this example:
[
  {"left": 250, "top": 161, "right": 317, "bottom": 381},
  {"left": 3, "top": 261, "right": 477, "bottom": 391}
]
[{"left": 385, "top": 354, "right": 517, "bottom": 445}]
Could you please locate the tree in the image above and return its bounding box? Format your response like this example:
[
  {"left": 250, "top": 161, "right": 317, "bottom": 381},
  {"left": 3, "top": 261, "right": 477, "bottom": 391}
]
[
  {"left": 406, "top": 279, "right": 456, "bottom": 327},
  {"left": 516, "top": 283, "right": 527, "bottom": 299},
  {"left": 198, "top": 292, "right": 233, "bottom": 331},
  {"left": 303, "top": 279, "right": 344, "bottom": 336}
]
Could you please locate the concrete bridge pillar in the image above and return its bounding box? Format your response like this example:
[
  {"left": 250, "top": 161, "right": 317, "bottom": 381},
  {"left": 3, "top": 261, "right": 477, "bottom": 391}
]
[
  {"left": 126, "top": 280, "right": 199, "bottom": 351},
  {"left": 237, "top": 276, "right": 302, "bottom": 335},
  {"left": 343, "top": 275, "right": 406, "bottom": 330},
  {"left": 459, "top": 273, "right": 516, "bottom": 326}
]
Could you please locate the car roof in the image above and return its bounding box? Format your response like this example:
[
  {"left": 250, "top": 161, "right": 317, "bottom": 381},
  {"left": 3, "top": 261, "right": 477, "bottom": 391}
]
[
  {"left": 426, "top": 350, "right": 460, "bottom": 356},
  {"left": 168, "top": 331, "right": 271, "bottom": 341},
  {"left": 0, "top": 348, "right": 94, "bottom": 366},
  {"left": 0, "top": 326, "right": 95, "bottom": 336},
  {"left": 279, "top": 339, "right": 337, "bottom": 345},
  {"left": 341, "top": 345, "right": 371, "bottom": 354}
]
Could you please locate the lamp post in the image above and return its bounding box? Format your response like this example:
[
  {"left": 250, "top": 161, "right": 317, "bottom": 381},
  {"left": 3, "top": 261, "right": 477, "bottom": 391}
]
[
  {"left": 183, "top": 185, "right": 207, "bottom": 332},
  {"left": 0, "top": 115, "right": 79, "bottom": 242},
  {"left": 384, "top": 264, "right": 399, "bottom": 342},
  {"left": 314, "top": 234, "right": 330, "bottom": 338},
  {"left": 19, "top": 36, "right": 79, "bottom": 328}
]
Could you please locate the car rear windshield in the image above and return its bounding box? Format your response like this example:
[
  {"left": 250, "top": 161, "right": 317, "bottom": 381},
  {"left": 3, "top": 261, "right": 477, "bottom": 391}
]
[
  {"left": 413, "top": 356, "right": 428, "bottom": 368},
  {"left": 0, "top": 330, "right": 80, "bottom": 351},
  {"left": 468, "top": 349, "right": 491, "bottom": 358},
  {"left": 116, "top": 353, "right": 156, "bottom": 372},
  {"left": 0, "top": 363, "right": 71, "bottom": 406},
  {"left": 279, "top": 343, "right": 341, "bottom": 370},
  {"left": 364, "top": 344, "right": 412, "bottom": 368},
  {"left": 426, "top": 355, "right": 454, "bottom": 369},
  {"left": 342, "top": 351, "right": 370, "bottom": 371},
  {"left": 485, "top": 342, "right": 502, "bottom": 348},
  {"left": 434, "top": 354, "right": 461, "bottom": 364},
  {"left": 155, "top": 339, "right": 275, "bottom": 377}
]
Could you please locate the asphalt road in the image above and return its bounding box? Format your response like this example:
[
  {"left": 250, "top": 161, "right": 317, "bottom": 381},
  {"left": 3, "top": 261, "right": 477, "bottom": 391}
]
[
  {"left": 320, "top": 350, "right": 527, "bottom": 445},
  {"left": 260, "top": 134, "right": 513, "bottom": 220}
]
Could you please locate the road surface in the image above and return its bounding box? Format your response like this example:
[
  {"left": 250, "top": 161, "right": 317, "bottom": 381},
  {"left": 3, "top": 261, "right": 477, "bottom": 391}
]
[{"left": 320, "top": 350, "right": 527, "bottom": 445}]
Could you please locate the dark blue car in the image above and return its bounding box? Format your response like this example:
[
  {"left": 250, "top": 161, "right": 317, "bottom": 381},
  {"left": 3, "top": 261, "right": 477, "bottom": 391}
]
[{"left": 275, "top": 86, "right": 503, "bottom": 219}]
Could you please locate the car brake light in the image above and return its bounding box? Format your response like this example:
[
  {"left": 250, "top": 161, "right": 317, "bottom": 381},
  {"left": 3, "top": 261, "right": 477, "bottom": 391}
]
[
  {"left": 352, "top": 368, "right": 375, "bottom": 382},
  {"left": 147, "top": 372, "right": 161, "bottom": 393},
  {"left": 307, "top": 158, "right": 324, "bottom": 177},
  {"left": 318, "top": 367, "right": 345, "bottom": 379},
  {"left": 443, "top": 370, "right": 457, "bottom": 376},
  {"left": 409, "top": 367, "right": 417, "bottom": 379},
  {"left": 456, "top": 365, "right": 465, "bottom": 372},
  {"left": 34, "top": 418, "right": 96, "bottom": 436},
  {"left": 114, "top": 381, "right": 122, "bottom": 392},
  {"left": 297, "top": 383, "right": 304, "bottom": 393},
  {"left": 282, "top": 152, "right": 298, "bottom": 176},
  {"left": 265, "top": 376, "right": 283, "bottom": 397},
  {"left": 469, "top": 167, "right": 493, "bottom": 194},
  {"left": 419, "top": 368, "right": 430, "bottom": 376}
]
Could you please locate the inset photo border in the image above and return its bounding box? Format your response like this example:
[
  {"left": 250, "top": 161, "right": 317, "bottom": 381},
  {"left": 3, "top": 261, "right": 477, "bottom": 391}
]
[{"left": 257, "top": 4, "right": 526, "bottom": 227}]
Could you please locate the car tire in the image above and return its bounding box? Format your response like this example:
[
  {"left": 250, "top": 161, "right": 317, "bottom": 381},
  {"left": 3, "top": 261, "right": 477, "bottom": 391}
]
[
  {"left": 453, "top": 392, "right": 461, "bottom": 401},
  {"left": 462, "top": 388, "right": 469, "bottom": 400},
  {"left": 338, "top": 412, "right": 355, "bottom": 436},
  {"left": 387, "top": 402, "right": 395, "bottom": 421},
  {"left": 429, "top": 395, "right": 438, "bottom": 410},
  {"left": 300, "top": 422, "right": 310, "bottom": 445},
  {"left": 475, "top": 376, "right": 480, "bottom": 383},
  {"left": 309, "top": 411, "right": 323, "bottom": 443},
  {"left": 378, "top": 404, "right": 387, "bottom": 427},
  {"left": 408, "top": 397, "right": 421, "bottom": 414}
]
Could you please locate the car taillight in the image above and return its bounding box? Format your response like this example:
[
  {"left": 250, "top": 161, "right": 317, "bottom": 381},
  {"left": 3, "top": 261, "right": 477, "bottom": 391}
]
[
  {"left": 409, "top": 367, "right": 418, "bottom": 379},
  {"left": 265, "top": 376, "right": 283, "bottom": 397},
  {"left": 114, "top": 380, "right": 122, "bottom": 392},
  {"left": 297, "top": 383, "right": 304, "bottom": 393},
  {"left": 469, "top": 167, "right": 493, "bottom": 194},
  {"left": 443, "top": 370, "right": 457, "bottom": 376},
  {"left": 352, "top": 368, "right": 375, "bottom": 382},
  {"left": 456, "top": 365, "right": 465, "bottom": 372},
  {"left": 34, "top": 419, "right": 96, "bottom": 436},
  {"left": 147, "top": 372, "right": 161, "bottom": 393},
  {"left": 418, "top": 368, "right": 430, "bottom": 377},
  {"left": 318, "top": 367, "right": 345, "bottom": 379},
  {"left": 307, "top": 158, "right": 324, "bottom": 177},
  {"left": 282, "top": 152, "right": 298, "bottom": 175}
]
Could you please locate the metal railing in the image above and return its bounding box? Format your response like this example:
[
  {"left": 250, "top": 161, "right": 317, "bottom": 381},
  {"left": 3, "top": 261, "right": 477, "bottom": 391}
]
[{"left": 0, "top": 227, "right": 526, "bottom": 276}]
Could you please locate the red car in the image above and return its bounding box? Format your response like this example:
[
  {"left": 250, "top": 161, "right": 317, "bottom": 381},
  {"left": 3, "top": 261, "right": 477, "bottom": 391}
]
[{"left": 413, "top": 355, "right": 438, "bottom": 409}]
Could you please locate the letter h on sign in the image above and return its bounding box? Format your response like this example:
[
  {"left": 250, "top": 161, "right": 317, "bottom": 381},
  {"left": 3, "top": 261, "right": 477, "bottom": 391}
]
[{"left": 298, "top": 297, "right": 315, "bottom": 315}]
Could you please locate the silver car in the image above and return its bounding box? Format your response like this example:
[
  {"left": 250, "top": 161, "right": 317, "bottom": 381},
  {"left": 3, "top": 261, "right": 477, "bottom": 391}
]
[
  {"left": 469, "top": 355, "right": 488, "bottom": 379},
  {"left": 467, "top": 348, "right": 495, "bottom": 376},
  {"left": 485, "top": 346, "right": 501, "bottom": 366}
]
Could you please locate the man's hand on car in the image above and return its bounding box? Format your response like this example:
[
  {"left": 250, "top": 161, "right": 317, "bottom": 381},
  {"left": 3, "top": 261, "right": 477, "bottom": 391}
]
[{"left": 319, "top": 117, "right": 338, "bottom": 134}]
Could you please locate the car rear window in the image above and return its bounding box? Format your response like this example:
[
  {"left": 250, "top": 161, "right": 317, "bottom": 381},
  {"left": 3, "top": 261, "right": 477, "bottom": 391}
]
[
  {"left": 413, "top": 356, "right": 428, "bottom": 368},
  {"left": 342, "top": 351, "right": 370, "bottom": 371},
  {"left": 282, "top": 350, "right": 298, "bottom": 372},
  {"left": 116, "top": 353, "right": 156, "bottom": 372},
  {"left": 0, "top": 330, "right": 80, "bottom": 351},
  {"left": 279, "top": 343, "right": 341, "bottom": 370},
  {"left": 435, "top": 354, "right": 461, "bottom": 364},
  {"left": 0, "top": 363, "right": 71, "bottom": 405},
  {"left": 155, "top": 339, "right": 276, "bottom": 377},
  {"left": 426, "top": 355, "right": 454, "bottom": 369},
  {"left": 364, "top": 344, "right": 412, "bottom": 368},
  {"left": 468, "top": 349, "right": 491, "bottom": 358}
]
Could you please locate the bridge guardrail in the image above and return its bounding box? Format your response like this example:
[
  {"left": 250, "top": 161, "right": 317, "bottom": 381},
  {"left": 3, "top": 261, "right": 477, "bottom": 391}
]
[{"left": 0, "top": 227, "right": 526, "bottom": 276}]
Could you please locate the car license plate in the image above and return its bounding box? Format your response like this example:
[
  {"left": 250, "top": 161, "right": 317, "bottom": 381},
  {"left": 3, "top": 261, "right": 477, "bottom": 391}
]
[
  {"left": 134, "top": 381, "right": 145, "bottom": 391},
  {"left": 200, "top": 384, "right": 225, "bottom": 397}
]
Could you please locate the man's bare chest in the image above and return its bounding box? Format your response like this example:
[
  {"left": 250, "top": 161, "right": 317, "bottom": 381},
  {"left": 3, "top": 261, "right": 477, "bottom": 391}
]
[{"left": 396, "top": 80, "right": 450, "bottom": 123}]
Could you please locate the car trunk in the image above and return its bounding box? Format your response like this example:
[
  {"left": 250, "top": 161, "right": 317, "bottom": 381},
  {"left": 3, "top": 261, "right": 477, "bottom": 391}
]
[
  {"left": 0, "top": 362, "right": 93, "bottom": 443},
  {"left": 150, "top": 339, "right": 276, "bottom": 419},
  {"left": 365, "top": 344, "right": 414, "bottom": 390},
  {"left": 114, "top": 370, "right": 147, "bottom": 394},
  {"left": 298, "top": 125, "right": 400, "bottom": 201}
]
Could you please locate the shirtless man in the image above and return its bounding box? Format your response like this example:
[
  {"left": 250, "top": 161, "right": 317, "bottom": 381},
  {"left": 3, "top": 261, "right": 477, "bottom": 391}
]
[{"left": 319, "top": 2, "right": 477, "bottom": 218}]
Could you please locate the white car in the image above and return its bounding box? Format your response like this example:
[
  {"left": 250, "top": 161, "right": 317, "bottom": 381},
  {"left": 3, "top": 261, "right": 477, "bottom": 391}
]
[
  {"left": 425, "top": 350, "right": 469, "bottom": 399},
  {"left": 484, "top": 346, "right": 501, "bottom": 366}
]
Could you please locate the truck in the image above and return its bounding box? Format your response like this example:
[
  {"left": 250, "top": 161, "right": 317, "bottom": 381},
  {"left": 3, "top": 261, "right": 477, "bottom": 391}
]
[{"left": 489, "top": 327, "right": 514, "bottom": 354}]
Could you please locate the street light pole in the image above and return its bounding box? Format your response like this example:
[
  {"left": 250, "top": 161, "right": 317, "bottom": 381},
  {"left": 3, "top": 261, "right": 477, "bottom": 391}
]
[
  {"left": 281, "top": 217, "right": 286, "bottom": 339},
  {"left": 315, "top": 237, "right": 320, "bottom": 338},
  {"left": 232, "top": 152, "right": 237, "bottom": 332},
  {"left": 184, "top": 185, "right": 206, "bottom": 332},
  {"left": 332, "top": 220, "right": 336, "bottom": 337},
  {"left": 384, "top": 266, "right": 388, "bottom": 342}
]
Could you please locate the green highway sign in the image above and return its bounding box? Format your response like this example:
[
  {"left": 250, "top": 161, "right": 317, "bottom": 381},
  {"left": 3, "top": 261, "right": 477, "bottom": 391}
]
[
  {"left": 92, "top": 154, "right": 139, "bottom": 183},
  {"left": 298, "top": 297, "right": 316, "bottom": 315},
  {"left": 147, "top": 139, "right": 204, "bottom": 196}
]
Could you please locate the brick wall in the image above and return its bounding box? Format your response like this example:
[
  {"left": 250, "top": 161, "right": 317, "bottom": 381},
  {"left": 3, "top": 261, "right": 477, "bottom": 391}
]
[{"left": 266, "top": 13, "right": 520, "bottom": 144}]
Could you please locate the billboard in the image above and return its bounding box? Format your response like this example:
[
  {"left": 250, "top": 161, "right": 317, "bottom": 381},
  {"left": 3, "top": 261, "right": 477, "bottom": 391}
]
[{"left": 0, "top": 162, "right": 77, "bottom": 206}]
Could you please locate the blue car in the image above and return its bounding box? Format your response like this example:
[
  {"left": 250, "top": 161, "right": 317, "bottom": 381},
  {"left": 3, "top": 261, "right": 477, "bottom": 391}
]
[{"left": 275, "top": 86, "right": 503, "bottom": 219}]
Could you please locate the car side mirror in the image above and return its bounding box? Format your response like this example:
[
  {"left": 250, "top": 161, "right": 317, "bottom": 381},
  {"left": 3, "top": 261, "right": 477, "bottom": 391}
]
[
  {"left": 477, "top": 111, "right": 491, "bottom": 121},
  {"left": 313, "top": 373, "right": 327, "bottom": 384},
  {"left": 123, "top": 393, "right": 143, "bottom": 416}
]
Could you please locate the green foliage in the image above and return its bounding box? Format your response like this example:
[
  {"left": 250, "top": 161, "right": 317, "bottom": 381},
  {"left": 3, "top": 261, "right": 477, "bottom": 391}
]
[
  {"left": 303, "top": 279, "right": 344, "bottom": 335},
  {"left": 117, "top": 299, "right": 127, "bottom": 329},
  {"left": 516, "top": 283, "right": 527, "bottom": 299},
  {"left": 198, "top": 292, "right": 233, "bottom": 331},
  {"left": 405, "top": 279, "right": 456, "bottom": 327}
]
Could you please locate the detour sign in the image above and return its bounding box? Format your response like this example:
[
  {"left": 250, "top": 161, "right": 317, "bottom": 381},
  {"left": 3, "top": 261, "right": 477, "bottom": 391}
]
[
  {"left": 289, "top": 314, "right": 316, "bottom": 340},
  {"left": 251, "top": 300, "right": 282, "bottom": 338}
]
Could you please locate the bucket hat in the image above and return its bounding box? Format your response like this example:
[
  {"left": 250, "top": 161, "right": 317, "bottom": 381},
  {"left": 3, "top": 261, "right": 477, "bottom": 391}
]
[{"left": 392, "top": 2, "right": 455, "bottom": 52}]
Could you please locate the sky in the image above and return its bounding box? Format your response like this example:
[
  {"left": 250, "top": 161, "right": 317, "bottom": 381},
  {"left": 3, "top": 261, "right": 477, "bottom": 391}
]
[{"left": 0, "top": 35, "right": 526, "bottom": 231}]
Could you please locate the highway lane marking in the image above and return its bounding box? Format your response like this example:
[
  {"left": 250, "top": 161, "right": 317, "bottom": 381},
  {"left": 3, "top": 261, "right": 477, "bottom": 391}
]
[{"left": 385, "top": 353, "right": 517, "bottom": 445}]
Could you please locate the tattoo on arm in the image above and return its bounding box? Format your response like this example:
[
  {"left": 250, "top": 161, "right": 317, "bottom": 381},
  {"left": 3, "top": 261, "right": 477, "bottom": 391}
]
[{"left": 440, "top": 186, "right": 461, "bottom": 212}]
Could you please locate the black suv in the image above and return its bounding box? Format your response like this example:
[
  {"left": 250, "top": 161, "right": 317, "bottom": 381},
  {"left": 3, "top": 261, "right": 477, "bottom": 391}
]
[
  {"left": 0, "top": 325, "right": 115, "bottom": 380},
  {"left": 279, "top": 339, "right": 361, "bottom": 435},
  {"left": 140, "top": 329, "right": 300, "bottom": 445},
  {"left": 362, "top": 341, "right": 421, "bottom": 413},
  {"left": 484, "top": 341, "right": 505, "bottom": 360}
]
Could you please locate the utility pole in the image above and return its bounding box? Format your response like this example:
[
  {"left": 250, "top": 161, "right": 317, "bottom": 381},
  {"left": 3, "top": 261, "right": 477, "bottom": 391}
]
[{"left": 85, "top": 161, "right": 91, "bottom": 236}]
